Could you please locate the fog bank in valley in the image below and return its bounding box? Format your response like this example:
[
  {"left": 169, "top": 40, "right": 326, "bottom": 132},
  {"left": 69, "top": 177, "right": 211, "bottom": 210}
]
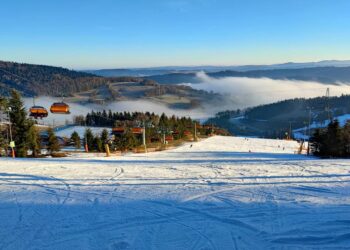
[
  {"left": 23, "top": 73, "right": 350, "bottom": 126},
  {"left": 185, "top": 72, "right": 350, "bottom": 109},
  {"left": 23, "top": 97, "right": 210, "bottom": 126}
]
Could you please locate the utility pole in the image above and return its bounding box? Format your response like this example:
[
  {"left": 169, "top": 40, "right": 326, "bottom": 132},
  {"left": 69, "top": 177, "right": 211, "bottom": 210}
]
[
  {"left": 289, "top": 122, "right": 292, "bottom": 140},
  {"left": 84, "top": 121, "right": 89, "bottom": 153},
  {"left": 142, "top": 125, "right": 147, "bottom": 153},
  {"left": 6, "top": 126, "right": 9, "bottom": 157},
  {"left": 194, "top": 120, "right": 197, "bottom": 141}
]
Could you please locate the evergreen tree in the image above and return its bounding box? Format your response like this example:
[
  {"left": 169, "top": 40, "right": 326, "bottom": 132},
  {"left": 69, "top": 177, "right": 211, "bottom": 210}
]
[
  {"left": 47, "top": 127, "right": 60, "bottom": 153},
  {"left": 310, "top": 128, "right": 324, "bottom": 156},
  {"left": 0, "top": 129, "right": 5, "bottom": 157},
  {"left": 84, "top": 128, "right": 94, "bottom": 151},
  {"left": 0, "top": 96, "right": 6, "bottom": 109},
  {"left": 310, "top": 119, "right": 348, "bottom": 158},
  {"left": 70, "top": 131, "right": 81, "bottom": 149},
  {"left": 324, "top": 120, "right": 343, "bottom": 157},
  {"left": 27, "top": 125, "right": 41, "bottom": 157},
  {"left": 0, "top": 96, "right": 6, "bottom": 154},
  {"left": 100, "top": 129, "right": 109, "bottom": 152},
  {"left": 8, "top": 90, "right": 33, "bottom": 157},
  {"left": 101, "top": 129, "right": 109, "bottom": 143},
  {"left": 93, "top": 135, "right": 103, "bottom": 152},
  {"left": 114, "top": 129, "right": 138, "bottom": 151},
  {"left": 342, "top": 121, "right": 350, "bottom": 155}
]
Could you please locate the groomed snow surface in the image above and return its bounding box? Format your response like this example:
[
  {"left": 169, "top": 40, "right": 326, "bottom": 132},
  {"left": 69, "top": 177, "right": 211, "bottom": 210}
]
[{"left": 1, "top": 136, "right": 350, "bottom": 249}]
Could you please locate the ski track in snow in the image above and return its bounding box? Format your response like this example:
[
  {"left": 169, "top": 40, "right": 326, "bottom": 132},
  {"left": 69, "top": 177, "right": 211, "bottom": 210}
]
[{"left": 1, "top": 136, "right": 350, "bottom": 249}]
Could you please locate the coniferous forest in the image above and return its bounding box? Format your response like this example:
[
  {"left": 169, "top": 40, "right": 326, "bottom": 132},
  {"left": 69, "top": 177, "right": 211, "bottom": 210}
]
[{"left": 310, "top": 119, "right": 350, "bottom": 158}]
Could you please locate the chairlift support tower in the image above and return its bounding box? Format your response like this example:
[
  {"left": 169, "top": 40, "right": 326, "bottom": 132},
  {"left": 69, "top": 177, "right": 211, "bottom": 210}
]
[{"left": 325, "top": 88, "right": 332, "bottom": 122}]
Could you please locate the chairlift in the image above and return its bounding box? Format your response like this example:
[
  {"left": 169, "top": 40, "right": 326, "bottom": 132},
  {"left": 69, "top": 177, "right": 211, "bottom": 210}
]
[
  {"left": 29, "top": 106, "right": 49, "bottom": 119},
  {"left": 50, "top": 102, "right": 70, "bottom": 114},
  {"left": 29, "top": 98, "right": 48, "bottom": 119}
]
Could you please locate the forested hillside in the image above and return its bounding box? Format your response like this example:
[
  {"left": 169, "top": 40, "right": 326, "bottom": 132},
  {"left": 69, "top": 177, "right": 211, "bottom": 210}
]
[
  {"left": 0, "top": 61, "right": 109, "bottom": 96},
  {"left": 207, "top": 95, "right": 350, "bottom": 137}
]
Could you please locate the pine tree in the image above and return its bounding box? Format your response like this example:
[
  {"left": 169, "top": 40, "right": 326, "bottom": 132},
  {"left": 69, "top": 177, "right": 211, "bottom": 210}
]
[
  {"left": 8, "top": 90, "right": 33, "bottom": 157},
  {"left": 311, "top": 120, "right": 346, "bottom": 157},
  {"left": 0, "top": 129, "right": 5, "bottom": 157},
  {"left": 84, "top": 128, "right": 94, "bottom": 151},
  {"left": 101, "top": 129, "right": 109, "bottom": 143},
  {"left": 70, "top": 131, "right": 81, "bottom": 149},
  {"left": 27, "top": 125, "right": 41, "bottom": 157},
  {"left": 100, "top": 129, "right": 109, "bottom": 152},
  {"left": 93, "top": 135, "right": 103, "bottom": 152},
  {"left": 0, "top": 95, "right": 6, "bottom": 154},
  {"left": 342, "top": 121, "right": 350, "bottom": 156},
  {"left": 310, "top": 128, "right": 324, "bottom": 156},
  {"left": 115, "top": 129, "right": 138, "bottom": 151},
  {"left": 325, "top": 120, "right": 343, "bottom": 157},
  {"left": 0, "top": 96, "right": 6, "bottom": 109},
  {"left": 47, "top": 127, "right": 60, "bottom": 153}
]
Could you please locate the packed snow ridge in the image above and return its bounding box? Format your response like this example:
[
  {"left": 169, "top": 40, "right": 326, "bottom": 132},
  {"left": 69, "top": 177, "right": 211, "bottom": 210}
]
[{"left": 1, "top": 136, "right": 350, "bottom": 249}]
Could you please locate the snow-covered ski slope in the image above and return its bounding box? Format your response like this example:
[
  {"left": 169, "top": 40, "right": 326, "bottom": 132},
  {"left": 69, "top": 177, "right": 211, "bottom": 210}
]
[{"left": 1, "top": 136, "right": 350, "bottom": 249}]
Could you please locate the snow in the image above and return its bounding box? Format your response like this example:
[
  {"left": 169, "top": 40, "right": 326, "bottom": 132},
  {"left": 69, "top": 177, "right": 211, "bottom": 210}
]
[
  {"left": 336, "top": 113, "right": 350, "bottom": 126},
  {"left": 293, "top": 113, "right": 350, "bottom": 139},
  {"left": 1, "top": 136, "right": 350, "bottom": 249}
]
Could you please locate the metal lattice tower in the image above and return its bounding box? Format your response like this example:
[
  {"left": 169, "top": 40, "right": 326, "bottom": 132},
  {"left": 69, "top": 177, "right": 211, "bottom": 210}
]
[{"left": 325, "top": 88, "right": 332, "bottom": 122}]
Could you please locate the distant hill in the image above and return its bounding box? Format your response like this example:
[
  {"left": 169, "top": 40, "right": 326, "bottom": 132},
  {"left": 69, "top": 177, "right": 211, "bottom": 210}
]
[
  {"left": 85, "top": 60, "right": 350, "bottom": 77},
  {"left": 147, "top": 66, "right": 350, "bottom": 85},
  {"left": 0, "top": 60, "right": 110, "bottom": 96},
  {"left": 206, "top": 95, "right": 350, "bottom": 138},
  {"left": 209, "top": 67, "right": 350, "bottom": 84},
  {"left": 84, "top": 68, "right": 172, "bottom": 77}
]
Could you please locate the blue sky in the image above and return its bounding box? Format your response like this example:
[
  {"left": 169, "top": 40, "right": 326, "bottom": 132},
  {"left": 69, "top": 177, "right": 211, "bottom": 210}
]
[{"left": 1, "top": 0, "right": 350, "bottom": 69}]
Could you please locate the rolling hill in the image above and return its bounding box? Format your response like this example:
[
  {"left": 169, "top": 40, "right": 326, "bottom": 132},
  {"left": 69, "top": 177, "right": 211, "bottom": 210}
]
[
  {"left": 206, "top": 95, "right": 350, "bottom": 138},
  {"left": 0, "top": 60, "right": 222, "bottom": 109},
  {"left": 0, "top": 60, "right": 114, "bottom": 96}
]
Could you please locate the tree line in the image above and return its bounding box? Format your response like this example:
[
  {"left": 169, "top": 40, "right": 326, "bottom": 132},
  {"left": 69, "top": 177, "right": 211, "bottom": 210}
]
[
  {"left": 207, "top": 94, "right": 350, "bottom": 137},
  {"left": 310, "top": 119, "right": 350, "bottom": 158},
  {"left": 71, "top": 110, "right": 228, "bottom": 152}
]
